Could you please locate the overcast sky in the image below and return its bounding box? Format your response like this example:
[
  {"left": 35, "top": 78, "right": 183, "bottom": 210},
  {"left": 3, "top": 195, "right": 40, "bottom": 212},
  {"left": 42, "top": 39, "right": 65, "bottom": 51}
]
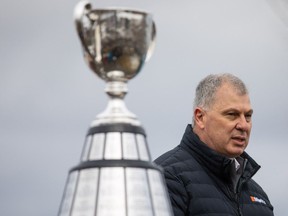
[{"left": 1, "top": 0, "right": 288, "bottom": 215}]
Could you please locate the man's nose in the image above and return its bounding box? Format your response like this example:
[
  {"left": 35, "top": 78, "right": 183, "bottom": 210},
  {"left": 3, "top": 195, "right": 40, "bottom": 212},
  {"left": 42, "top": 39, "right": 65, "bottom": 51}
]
[{"left": 236, "top": 116, "right": 250, "bottom": 131}]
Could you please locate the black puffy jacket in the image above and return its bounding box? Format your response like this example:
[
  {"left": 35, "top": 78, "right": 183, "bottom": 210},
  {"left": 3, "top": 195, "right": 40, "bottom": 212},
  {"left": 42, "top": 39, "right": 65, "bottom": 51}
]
[{"left": 154, "top": 125, "right": 274, "bottom": 216}]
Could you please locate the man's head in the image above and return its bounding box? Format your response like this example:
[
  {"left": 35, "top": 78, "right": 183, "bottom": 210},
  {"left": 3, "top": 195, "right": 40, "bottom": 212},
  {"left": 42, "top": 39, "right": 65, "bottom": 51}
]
[{"left": 192, "top": 73, "right": 253, "bottom": 158}]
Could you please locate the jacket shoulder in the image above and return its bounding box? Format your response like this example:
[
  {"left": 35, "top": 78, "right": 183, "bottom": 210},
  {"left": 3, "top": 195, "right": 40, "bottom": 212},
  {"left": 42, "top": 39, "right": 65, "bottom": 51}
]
[{"left": 154, "top": 145, "right": 200, "bottom": 174}]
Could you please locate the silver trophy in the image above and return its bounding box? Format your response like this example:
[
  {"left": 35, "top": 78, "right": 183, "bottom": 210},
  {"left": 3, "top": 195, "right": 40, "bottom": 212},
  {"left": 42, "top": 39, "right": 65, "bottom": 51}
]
[{"left": 58, "top": 0, "right": 173, "bottom": 216}]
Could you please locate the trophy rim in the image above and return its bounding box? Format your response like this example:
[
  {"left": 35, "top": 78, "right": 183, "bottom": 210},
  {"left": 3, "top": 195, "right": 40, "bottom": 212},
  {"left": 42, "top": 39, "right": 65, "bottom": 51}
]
[{"left": 88, "top": 7, "right": 153, "bottom": 16}]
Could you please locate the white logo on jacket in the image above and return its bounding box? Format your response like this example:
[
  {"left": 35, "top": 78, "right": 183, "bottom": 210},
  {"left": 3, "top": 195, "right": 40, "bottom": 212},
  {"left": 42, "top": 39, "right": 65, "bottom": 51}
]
[{"left": 250, "top": 196, "right": 266, "bottom": 205}]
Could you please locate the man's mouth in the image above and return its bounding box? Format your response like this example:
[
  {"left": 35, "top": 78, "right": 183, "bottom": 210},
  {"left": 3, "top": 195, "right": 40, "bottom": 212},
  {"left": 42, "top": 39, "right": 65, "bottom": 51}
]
[{"left": 232, "top": 136, "right": 246, "bottom": 144}]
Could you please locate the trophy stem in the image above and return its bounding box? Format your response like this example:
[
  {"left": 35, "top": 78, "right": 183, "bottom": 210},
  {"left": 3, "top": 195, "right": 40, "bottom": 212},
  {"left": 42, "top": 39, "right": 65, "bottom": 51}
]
[
  {"left": 105, "top": 80, "right": 128, "bottom": 99},
  {"left": 91, "top": 81, "right": 141, "bottom": 126}
]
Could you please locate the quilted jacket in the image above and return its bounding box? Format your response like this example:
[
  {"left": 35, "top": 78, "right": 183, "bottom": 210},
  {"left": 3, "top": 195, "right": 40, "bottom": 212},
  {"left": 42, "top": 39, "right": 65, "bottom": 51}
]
[{"left": 154, "top": 124, "right": 274, "bottom": 216}]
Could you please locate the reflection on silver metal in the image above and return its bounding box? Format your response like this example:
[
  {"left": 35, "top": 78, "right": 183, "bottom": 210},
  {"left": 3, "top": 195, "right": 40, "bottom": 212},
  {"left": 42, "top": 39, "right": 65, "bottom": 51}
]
[
  {"left": 59, "top": 166, "right": 173, "bottom": 216},
  {"left": 58, "top": 0, "right": 173, "bottom": 216},
  {"left": 81, "top": 131, "right": 150, "bottom": 161},
  {"left": 74, "top": 0, "right": 156, "bottom": 126},
  {"left": 74, "top": 0, "right": 155, "bottom": 82}
]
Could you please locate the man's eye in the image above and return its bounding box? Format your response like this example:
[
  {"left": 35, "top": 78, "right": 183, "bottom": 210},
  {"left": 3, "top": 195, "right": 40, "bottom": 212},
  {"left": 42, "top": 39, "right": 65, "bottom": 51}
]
[
  {"left": 226, "top": 113, "right": 237, "bottom": 119},
  {"left": 245, "top": 114, "right": 252, "bottom": 121},
  {"left": 227, "top": 113, "right": 237, "bottom": 116}
]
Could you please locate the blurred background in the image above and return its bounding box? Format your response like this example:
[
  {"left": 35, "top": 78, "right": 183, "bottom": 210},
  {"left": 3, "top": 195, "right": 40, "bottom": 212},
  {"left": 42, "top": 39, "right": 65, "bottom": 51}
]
[{"left": 1, "top": 0, "right": 288, "bottom": 215}]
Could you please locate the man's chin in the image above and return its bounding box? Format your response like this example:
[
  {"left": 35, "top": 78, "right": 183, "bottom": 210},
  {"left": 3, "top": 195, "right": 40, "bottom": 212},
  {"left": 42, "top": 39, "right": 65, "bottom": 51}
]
[{"left": 229, "top": 149, "right": 245, "bottom": 158}]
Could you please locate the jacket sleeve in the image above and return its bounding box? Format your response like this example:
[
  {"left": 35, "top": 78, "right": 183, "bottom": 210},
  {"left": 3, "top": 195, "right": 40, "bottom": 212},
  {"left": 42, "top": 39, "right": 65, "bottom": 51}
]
[{"left": 164, "top": 169, "right": 188, "bottom": 216}]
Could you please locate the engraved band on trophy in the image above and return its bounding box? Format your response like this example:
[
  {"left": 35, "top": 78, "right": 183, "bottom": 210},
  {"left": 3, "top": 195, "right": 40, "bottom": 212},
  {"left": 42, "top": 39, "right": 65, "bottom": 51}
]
[{"left": 58, "top": 1, "right": 173, "bottom": 215}]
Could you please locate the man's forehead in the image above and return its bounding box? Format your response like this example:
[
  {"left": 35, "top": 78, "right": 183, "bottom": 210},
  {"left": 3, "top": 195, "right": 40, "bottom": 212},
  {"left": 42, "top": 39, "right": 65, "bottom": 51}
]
[{"left": 211, "top": 89, "right": 251, "bottom": 110}]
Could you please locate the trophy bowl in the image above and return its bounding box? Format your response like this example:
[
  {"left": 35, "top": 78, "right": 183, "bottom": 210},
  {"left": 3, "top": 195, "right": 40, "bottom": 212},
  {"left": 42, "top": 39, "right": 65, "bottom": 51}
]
[
  {"left": 75, "top": 0, "right": 156, "bottom": 82},
  {"left": 74, "top": 0, "right": 157, "bottom": 126}
]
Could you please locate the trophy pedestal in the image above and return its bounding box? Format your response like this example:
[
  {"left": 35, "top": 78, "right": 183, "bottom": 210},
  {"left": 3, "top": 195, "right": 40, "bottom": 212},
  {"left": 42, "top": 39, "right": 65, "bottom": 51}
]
[
  {"left": 91, "top": 81, "right": 141, "bottom": 127},
  {"left": 58, "top": 123, "right": 173, "bottom": 216},
  {"left": 91, "top": 98, "right": 141, "bottom": 126}
]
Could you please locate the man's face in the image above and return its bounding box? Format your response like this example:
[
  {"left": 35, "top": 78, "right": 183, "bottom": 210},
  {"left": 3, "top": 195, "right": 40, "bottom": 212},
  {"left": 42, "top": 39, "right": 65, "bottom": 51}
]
[{"left": 196, "top": 83, "right": 253, "bottom": 158}]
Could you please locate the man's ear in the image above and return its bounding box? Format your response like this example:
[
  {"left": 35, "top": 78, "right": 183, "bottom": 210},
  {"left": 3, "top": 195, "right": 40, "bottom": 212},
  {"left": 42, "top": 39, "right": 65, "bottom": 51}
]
[{"left": 194, "top": 108, "right": 205, "bottom": 129}]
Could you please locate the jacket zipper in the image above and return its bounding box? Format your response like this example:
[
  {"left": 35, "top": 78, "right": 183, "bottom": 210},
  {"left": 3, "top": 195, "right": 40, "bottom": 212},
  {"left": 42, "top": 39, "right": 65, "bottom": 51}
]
[
  {"left": 235, "top": 159, "right": 249, "bottom": 216},
  {"left": 236, "top": 192, "right": 242, "bottom": 216},
  {"left": 223, "top": 184, "right": 241, "bottom": 216}
]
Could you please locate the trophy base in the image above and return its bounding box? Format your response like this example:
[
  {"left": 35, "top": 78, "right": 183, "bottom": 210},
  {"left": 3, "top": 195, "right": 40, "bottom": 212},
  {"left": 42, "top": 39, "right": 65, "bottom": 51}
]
[
  {"left": 58, "top": 122, "right": 173, "bottom": 216},
  {"left": 91, "top": 97, "right": 141, "bottom": 127}
]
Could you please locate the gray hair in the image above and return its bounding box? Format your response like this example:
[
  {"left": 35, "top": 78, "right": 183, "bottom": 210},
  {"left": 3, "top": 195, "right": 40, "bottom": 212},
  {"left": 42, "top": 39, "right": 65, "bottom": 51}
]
[{"left": 192, "top": 73, "right": 248, "bottom": 124}]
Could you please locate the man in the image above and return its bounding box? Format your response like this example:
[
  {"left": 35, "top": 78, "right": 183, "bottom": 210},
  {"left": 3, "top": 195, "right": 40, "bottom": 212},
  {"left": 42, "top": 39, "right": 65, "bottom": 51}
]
[{"left": 154, "top": 73, "right": 274, "bottom": 216}]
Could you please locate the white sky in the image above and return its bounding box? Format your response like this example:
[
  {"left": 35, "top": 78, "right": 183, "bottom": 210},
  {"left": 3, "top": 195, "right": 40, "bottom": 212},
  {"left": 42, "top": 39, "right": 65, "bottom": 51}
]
[{"left": 1, "top": 0, "right": 288, "bottom": 215}]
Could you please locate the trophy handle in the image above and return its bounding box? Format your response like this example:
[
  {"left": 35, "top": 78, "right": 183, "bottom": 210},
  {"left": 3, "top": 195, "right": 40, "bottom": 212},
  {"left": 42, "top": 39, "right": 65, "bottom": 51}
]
[
  {"left": 145, "top": 21, "right": 156, "bottom": 62},
  {"left": 74, "top": 0, "right": 95, "bottom": 63}
]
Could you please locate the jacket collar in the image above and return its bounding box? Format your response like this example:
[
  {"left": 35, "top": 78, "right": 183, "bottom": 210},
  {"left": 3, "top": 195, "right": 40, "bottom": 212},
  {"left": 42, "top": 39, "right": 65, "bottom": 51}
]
[{"left": 180, "top": 124, "right": 260, "bottom": 181}]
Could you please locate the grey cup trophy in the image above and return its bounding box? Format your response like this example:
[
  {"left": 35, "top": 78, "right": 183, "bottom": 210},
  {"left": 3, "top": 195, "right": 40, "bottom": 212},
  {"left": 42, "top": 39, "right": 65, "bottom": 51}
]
[{"left": 58, "top": 0, "right": 173, "bottom": 216}]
